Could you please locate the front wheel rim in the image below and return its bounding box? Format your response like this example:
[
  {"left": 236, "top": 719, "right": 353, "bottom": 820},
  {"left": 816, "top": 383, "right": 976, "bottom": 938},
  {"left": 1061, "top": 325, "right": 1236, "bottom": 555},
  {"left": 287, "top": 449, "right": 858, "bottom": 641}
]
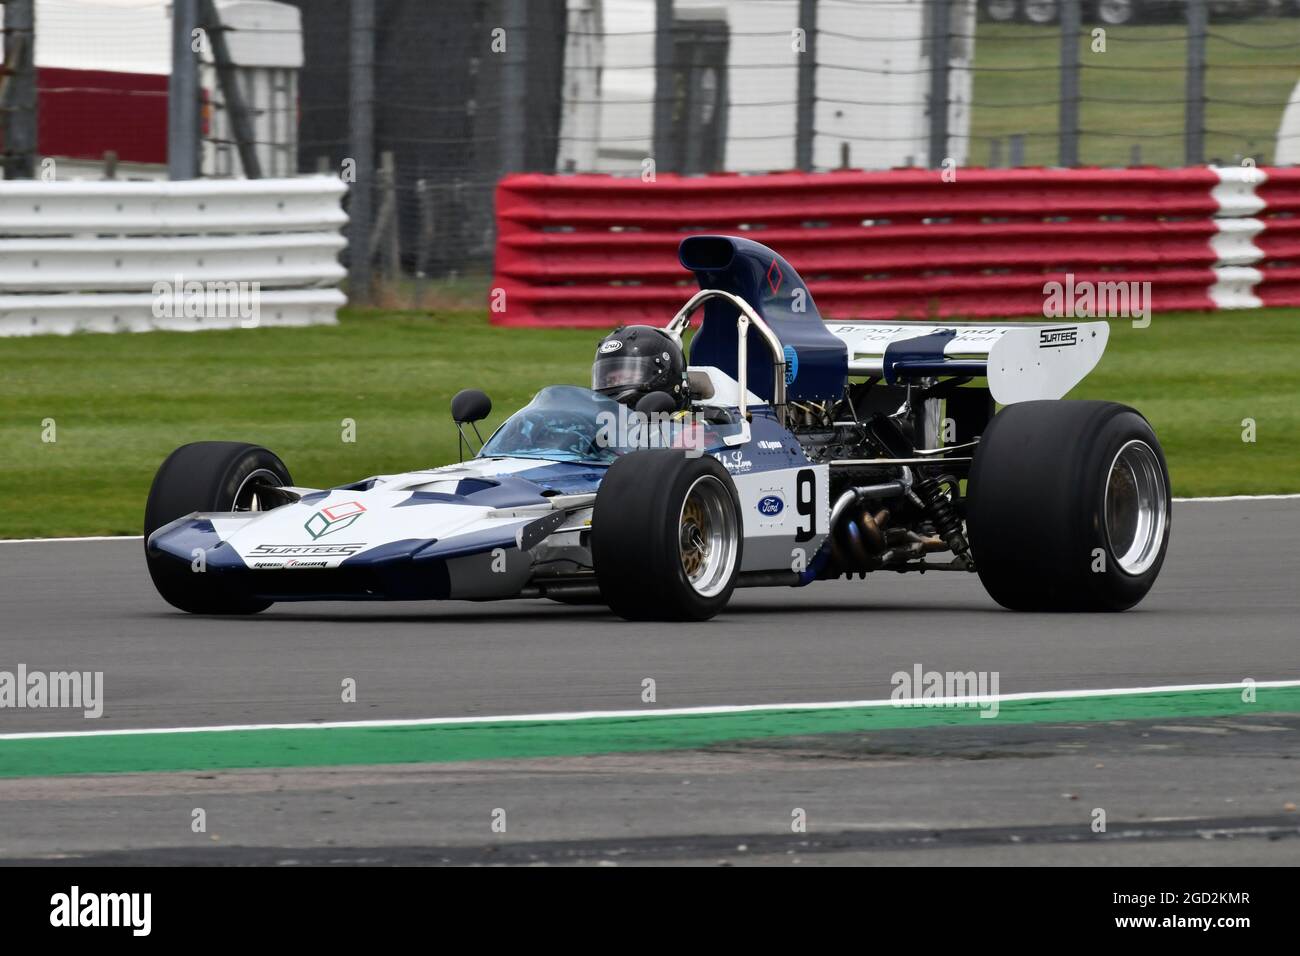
[
  {"left": 678, "top": 476, "right": 739, "bottom": 598},
  {"left": 1103, "top": 440, "right": 1167, "bottom": 576},
  {"left": 233, "top": 468, "right": 283, "bottom": 512}
]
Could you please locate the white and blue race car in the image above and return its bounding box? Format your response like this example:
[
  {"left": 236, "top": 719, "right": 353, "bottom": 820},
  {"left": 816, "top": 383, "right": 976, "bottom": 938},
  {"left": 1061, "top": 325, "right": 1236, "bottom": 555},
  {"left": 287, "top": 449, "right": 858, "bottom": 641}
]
[{"left": 144, "top": 235, "right": 1171, "bottom": 621}]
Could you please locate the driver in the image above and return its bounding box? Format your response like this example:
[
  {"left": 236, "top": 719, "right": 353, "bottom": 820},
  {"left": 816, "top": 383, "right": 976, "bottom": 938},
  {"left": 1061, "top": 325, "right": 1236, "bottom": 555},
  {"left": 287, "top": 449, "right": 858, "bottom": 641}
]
[{"left": 591, "top": 325, "right": 690, "bottom": 411}]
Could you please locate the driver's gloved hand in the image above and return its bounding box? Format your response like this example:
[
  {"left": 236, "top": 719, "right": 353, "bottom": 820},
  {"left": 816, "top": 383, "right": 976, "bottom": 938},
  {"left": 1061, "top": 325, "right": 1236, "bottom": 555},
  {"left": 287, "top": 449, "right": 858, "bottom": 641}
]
[{"left": 693, "top": 406, "right": 736, "bottom": 425}]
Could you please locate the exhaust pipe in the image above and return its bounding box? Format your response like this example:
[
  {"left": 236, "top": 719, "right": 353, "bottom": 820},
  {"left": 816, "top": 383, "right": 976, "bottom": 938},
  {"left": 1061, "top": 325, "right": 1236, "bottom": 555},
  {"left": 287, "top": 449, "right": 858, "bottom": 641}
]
[{"left": 830, "top": 482, "right": 906, "bottom": 572}]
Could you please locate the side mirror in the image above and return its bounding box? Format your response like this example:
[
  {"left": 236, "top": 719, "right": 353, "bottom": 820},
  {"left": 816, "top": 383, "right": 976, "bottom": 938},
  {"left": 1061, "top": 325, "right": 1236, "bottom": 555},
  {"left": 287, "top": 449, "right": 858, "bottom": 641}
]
[
  {"left": 451, "top": 389, "right": 492, "bottom": 424},
  {"left": 451, "top": 389, "right": 492, "bottom": 461}
]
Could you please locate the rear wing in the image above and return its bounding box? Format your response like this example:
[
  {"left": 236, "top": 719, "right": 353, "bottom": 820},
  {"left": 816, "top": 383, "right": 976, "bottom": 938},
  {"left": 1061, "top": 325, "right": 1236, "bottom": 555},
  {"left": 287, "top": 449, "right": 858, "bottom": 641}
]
[{"left": 826, "top": 321, "right": 1110, "bottom": 405}]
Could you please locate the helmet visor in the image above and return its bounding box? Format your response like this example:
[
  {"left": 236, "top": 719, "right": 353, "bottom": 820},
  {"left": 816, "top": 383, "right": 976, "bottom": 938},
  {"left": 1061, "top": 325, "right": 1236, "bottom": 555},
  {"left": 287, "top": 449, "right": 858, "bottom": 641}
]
[{"left": 592, "top": 355, "right": 659, "bottom": 393}]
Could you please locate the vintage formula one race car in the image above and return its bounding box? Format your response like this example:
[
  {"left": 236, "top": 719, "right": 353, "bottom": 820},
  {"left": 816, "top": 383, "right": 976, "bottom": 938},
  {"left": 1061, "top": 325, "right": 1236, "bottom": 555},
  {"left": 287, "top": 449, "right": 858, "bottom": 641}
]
[{"left": 144, "top": 235, "right": 1171, "bottom": 620}]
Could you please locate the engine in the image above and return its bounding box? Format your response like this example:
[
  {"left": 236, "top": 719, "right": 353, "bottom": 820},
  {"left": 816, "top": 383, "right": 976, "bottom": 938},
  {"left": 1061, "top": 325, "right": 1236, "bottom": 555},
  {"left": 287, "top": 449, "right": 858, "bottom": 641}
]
[{"left": 787, "top": 380, "right": 978, "bottom": 578}]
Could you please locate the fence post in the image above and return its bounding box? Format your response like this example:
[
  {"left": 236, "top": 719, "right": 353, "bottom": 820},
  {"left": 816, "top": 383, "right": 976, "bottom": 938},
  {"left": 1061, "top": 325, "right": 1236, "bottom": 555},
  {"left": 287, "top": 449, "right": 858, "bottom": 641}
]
[
  {"left": 653, "top": 0, "right": 674, "bottom": 172},
  {"left": 167, "top": 0, "right": 200, "bottom": 180},
  {"left": 415, "top": 178, "right": 434, "bottom": 279},
  {"left": 367, "top": 150, "right": 401, "bottom": 282},
  {"left": 1059, "top": 0, "right": 1080, "bottom": 167},
  {"left": 200, "top": 0, "right": 263, "bottom": 179},
  {"left": 499, "top": 0, "right": 527, "bottom": 176},
  {"left": 796, "top": 0, "right": 817, "bottom": 172},
  {"left": 348, "top": 0, "right": 375, "bottom": 304},
  {"left": 0, "top": 0, "right": 37, "bottom": 179},
  {"left": 1185, "top": 0, "right": 1207, "bottom": 165},
  {"left": 928, "top": 0, "right": 951, "bottom": 168}
]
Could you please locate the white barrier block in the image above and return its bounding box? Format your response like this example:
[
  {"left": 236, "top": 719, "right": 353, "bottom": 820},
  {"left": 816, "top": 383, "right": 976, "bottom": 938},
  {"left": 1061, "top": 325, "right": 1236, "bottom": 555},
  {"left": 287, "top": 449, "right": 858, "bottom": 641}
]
[
  {"left": 1211, "top": 165, "right": 1267, "bottom": 218},
  {"left": 1209, "top": 218, "right": 1265, "bottom": 267},
  {"left": 0, "top": 177, "right": 348, "bottom": 236},
  {"left": 0, "top": 233, "right": 346, "bottom": 291},
  {"left": 0, "top": 289, "right": 345, "bottom": 337},
  {"left": 0, "top": 177, "right": 348, "bottom": 335},
  {"left": 1209, "top": 266, "right": 1264, "bottom": 310}
]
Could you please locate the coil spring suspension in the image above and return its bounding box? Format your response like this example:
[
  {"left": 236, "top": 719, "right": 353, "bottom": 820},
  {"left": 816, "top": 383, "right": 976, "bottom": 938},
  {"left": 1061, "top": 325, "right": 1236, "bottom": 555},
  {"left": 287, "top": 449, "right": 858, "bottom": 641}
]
[{"left": 914, "top": 475, "right": 970, "bottom": 559}]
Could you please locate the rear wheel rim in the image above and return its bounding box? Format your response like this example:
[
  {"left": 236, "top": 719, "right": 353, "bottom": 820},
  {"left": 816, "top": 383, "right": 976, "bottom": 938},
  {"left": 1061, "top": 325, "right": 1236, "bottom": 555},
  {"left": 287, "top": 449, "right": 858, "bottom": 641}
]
[
  {"left": 1103, "top": 440, "right": 1167, "bottom": 576},
  {"left": 678, "top": 476, "right": 738, "bottom": 598},
  {"left": 986, "top": 0, "right": 1017, "bottom": 19}
]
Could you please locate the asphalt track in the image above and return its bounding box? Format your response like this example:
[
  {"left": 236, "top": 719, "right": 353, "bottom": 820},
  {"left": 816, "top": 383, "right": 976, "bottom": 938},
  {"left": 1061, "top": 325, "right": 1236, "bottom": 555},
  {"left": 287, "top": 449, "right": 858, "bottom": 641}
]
[{"left": 0, "top": 499, "right": 1297, "bottom": 865}]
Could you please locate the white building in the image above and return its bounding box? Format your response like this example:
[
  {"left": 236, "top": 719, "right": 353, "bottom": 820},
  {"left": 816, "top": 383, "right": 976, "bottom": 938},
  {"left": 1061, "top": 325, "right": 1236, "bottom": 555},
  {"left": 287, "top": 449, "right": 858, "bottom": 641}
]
[
  {"left": 0, "top": 0, "right": 302, "bottom": 179},
  {"left": 557, "top": 0, "right": 975, "bottom": 174}
]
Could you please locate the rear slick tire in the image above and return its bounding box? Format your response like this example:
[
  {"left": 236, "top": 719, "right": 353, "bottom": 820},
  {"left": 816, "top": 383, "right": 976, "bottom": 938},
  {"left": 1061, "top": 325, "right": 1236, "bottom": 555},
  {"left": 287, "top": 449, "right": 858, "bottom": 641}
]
[{"left": 966, "top": 401, "right": 1170, "bottom": 611}]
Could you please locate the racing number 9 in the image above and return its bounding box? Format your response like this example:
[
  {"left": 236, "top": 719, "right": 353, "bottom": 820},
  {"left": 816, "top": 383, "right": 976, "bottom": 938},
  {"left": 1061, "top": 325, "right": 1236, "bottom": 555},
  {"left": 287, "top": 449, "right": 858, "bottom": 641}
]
[{"left": 795, "top": 469, "right": 817, "bottom": 542}]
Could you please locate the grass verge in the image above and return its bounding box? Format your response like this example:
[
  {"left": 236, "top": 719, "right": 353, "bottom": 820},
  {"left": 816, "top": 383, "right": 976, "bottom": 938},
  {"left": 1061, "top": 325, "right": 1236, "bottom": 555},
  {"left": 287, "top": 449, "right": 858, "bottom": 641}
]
[
  {"left": 971, "top": 18, "right": 1300, "bottom": 167},
  {"left": 1, "top": 307, "right": 1296, "bottom": 538}
]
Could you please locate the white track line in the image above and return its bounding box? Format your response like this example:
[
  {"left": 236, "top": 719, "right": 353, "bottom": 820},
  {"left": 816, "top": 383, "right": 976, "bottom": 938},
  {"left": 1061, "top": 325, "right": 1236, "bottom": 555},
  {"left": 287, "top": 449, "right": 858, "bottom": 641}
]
[
  {"left": 1173, "top": 494, "right": 1300, "bottom": 502},
  {"left": 2, "top": 680, "right": 1297, "bottom": 742},
  {"left": 1, "top": 495, "right": 1296, "bottom": 545},
  {"left": 0, "top": 535, "right": 142, "bottom": 544}
]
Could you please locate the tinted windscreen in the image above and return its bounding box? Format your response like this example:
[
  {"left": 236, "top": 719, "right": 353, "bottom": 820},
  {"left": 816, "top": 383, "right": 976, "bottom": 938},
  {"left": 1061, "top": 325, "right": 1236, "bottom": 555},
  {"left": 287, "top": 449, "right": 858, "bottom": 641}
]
[
  {"left": 481, "top": 385, "right": 626, "bottom": 464},
  {"left": 481, "top": 384, "right": 730, "bottom": 464}
]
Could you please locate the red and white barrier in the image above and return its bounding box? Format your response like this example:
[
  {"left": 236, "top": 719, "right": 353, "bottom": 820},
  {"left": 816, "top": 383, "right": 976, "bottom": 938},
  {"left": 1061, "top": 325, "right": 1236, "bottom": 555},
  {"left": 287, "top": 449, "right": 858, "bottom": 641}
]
[
  {"left": 491, "top": 166, "right": 1300, "bottom": 328},
  {"left": 1252, "top": 167, "right": 1300, "bottom": 309}
]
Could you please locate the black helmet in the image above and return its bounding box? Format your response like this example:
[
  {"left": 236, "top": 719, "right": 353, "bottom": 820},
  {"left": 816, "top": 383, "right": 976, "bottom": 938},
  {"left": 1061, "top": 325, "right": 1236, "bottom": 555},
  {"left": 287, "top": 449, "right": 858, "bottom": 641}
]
[{"left": 591, "top": 325, "right": 689, "bottom": 410}]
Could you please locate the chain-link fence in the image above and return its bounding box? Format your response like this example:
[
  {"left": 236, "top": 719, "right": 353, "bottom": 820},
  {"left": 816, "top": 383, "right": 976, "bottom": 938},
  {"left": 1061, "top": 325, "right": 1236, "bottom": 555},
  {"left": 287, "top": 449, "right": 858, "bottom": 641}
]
[
  {"left": 0, "top": 0, "right": 37, "bottom": 179},
  {"left": 970, "top": 0, "right": 1300, "bottom": 168},
  {"left": 286, "top": 0, "right": 560, "bottom": 295},
  {"left": 4, "top": 0, "right": 1298, "bottom": 299},
  {"left": 308, "top": 0, "right": 1300, "bottom": 301},
  {"left": 2, "top": 0, "right": 301, "bottom": 180}
]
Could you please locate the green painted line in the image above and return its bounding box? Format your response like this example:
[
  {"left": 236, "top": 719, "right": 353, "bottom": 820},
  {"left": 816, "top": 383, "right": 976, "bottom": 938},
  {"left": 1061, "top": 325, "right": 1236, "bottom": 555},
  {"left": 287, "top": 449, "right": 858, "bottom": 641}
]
[{"left": 1, "top": 686, "right": 1297, "bottom": 778}]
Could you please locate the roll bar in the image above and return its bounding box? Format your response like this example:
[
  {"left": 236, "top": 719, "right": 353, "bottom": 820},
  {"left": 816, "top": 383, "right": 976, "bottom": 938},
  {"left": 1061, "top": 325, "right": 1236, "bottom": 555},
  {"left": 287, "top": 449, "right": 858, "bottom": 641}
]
[{"left": 665, "top": 289, "right": 788, "bottom": 426}]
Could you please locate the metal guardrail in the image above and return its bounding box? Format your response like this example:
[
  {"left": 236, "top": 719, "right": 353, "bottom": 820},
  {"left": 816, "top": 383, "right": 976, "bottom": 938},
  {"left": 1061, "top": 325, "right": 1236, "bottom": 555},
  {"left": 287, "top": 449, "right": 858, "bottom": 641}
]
[{"left": 0, "top": 177, "right": 347, "bottom": 335}]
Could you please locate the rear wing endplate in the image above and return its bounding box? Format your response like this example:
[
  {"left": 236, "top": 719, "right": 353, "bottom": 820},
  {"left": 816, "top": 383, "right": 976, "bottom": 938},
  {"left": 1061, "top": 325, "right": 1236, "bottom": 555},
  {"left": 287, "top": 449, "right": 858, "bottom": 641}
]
[{"left": 826, "top": 321, "right": 1110, "bottom": 405}]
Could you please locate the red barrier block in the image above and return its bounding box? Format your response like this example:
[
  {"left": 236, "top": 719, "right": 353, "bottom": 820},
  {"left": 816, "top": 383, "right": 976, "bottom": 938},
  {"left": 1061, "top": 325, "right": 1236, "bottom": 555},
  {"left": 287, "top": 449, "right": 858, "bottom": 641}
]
[
  {"left": 492, "top": 168, "right": 1227, "bottom": 326},
  {"left": 1258, "top": 167, "right": 1300, "bottom": 218}
]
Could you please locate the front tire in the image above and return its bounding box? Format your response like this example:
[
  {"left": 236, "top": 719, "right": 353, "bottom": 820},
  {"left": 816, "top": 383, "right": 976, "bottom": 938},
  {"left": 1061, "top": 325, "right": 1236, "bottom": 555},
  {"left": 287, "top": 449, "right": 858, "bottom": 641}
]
[
  {"left": 966, "top": 401, "right": 1170, "bottom": 611},
  {"left": 144, "top": 441, "right": 293, "bottom": 614},
  {"left": 592, "top": 450, "right": 743, "bottom": 621}
]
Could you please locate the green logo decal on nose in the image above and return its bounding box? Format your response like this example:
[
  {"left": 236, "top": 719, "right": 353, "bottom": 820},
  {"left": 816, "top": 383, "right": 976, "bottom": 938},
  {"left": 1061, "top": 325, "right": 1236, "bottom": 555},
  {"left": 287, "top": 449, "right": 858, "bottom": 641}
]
[{"left": 304, "top": 500, "right": 367, "bottom": 539}]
